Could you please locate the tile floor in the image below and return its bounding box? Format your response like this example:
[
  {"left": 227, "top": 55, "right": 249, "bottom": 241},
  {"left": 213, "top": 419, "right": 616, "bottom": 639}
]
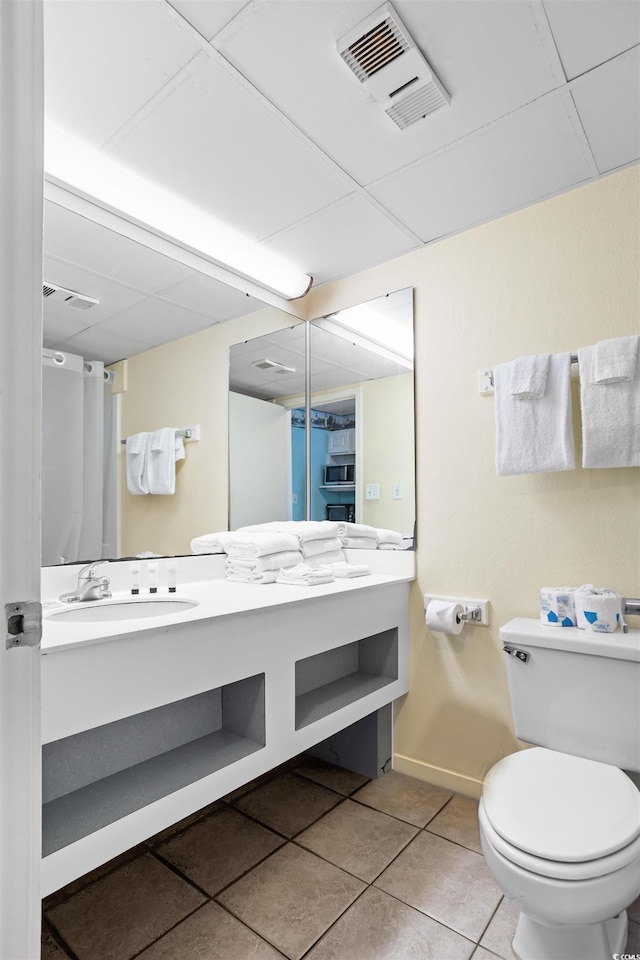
[{"left": 42, "top": 758, "right": 640, "bottom": 960}]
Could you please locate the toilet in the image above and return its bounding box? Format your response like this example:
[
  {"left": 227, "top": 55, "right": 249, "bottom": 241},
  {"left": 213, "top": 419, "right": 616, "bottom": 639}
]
[{"left": 479, "top": 618, "right": 640, "bottom": 960}]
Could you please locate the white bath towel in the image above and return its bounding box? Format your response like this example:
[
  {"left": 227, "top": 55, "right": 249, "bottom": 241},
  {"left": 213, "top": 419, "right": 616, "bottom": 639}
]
[
  {"left": 241, "top": 520, "right": 340, "bottom": 543},
  {"left": 225, "top": 532, "right": 301, "bottom": 558},
  {"left": 225, "top": 550, "right": 303, "bottom": 573},
  {"left": 276, "top": 562, "right": 335, "bottom": 586},
  {"left": 190, "top": 532, "right": 237, "bottom": 554},
  {"left": 337, "top": 522, "right": 377, "bottom": 539},
  {"left": 594, "top": 335, "right": 639, "bottom": 384},
  {"left": 146, "top": 428, "right": 185, "bottom": 495},
  {"left": 226, "top": 569, "right": 279, "bottom": 584},
  {"left": 306, "top": 549, "right": 345, "bottom": 568},
  {"left": 330, "top": 561, "right": 372, "bottom": 578},
  {"left": 125, "top": 432, "right": 150, "bottom": 495},
  {"left": 341, "top": 537, "right": 378, "bottom": 549},
  {"left": 494, "top": 353, "right": 575, "bottom": 476},
  {"left": 301, "top": 537, "right": 343, "bottom": 558},
  {"left": 375, "top": 528, "right": 404, "bottom": 546},
  {"left": 509, "top": 354, "right": 550, "bottom": 399},
  {"left": 578, "top": 344, "right": 640, "bottom": 468}
]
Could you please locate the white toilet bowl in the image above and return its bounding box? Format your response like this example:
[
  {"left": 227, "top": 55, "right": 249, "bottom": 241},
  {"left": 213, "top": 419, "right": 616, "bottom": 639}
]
[{"left": 479, "top": 748, "right": 640, "bottom": 960}]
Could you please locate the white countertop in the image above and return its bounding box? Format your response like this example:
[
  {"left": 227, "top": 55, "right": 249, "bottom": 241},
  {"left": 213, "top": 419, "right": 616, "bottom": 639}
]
[{"left": 42, "top": 568, "right": 413, "bottom": 653}]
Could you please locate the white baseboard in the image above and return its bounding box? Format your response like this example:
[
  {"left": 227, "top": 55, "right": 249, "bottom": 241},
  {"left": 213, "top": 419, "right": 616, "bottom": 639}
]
[{"left": 392, "top": 753, "right": 483, "bottom": 799}]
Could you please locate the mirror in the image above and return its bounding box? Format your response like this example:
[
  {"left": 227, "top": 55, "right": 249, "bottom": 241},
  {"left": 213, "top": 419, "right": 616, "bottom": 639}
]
[{"left": 228, "top": 289, "right": 415, "bottom": 538}]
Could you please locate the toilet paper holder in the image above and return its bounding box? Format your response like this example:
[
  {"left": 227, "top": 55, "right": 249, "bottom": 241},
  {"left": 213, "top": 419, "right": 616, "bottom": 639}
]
[{"left": 424, "top": 595, "right": 490, "bottom": 626}]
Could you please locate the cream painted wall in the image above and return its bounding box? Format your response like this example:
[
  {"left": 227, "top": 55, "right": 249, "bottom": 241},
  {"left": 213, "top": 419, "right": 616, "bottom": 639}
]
[
  {"left": 305, "top": 167, "right": 640, "bottom": 797},
  {"left": 118, "top": 306, "right": 301, "bottom": 557}
]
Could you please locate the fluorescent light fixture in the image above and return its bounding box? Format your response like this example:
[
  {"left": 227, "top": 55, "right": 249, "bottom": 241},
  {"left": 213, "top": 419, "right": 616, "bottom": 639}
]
[{"left": 44, "top": 124, "right": 312, "bottom": 300}]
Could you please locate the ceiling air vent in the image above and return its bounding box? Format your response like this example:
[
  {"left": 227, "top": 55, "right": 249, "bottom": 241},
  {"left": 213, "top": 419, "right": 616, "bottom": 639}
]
[
  {"left": 252, "top": 358, "right": 296, "bottom": 375},
  {"left": 42, "top": 283, "right": 99, "bottom": 311},
  {"left": 337, "top": 2, "right": 449, "bottom": 130}
]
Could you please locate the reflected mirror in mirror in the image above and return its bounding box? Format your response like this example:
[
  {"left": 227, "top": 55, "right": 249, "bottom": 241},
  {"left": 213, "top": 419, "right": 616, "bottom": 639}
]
[{"left": 228, "top": 289, "right": 415, "bottom": 539}]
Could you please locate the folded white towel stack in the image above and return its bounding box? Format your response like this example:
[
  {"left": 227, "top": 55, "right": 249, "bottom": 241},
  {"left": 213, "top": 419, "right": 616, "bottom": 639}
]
[
  {"left": 378, "top": 539, "right": 414, "bottom": 550},
  {"left": 147, "top": 428, "right": 185, "bottom": 495},
  {"left": 337, "top": 522, "right": 377, "bottom": 540},
  {"left": 190, "top": 532, "right": 237, "bottom": 554},
  {"left": 306, "top": 549, "right": 345, "bottom": 568},
  {"left": 594, "top": 335, "right": 639, "bottom": 384},
  {"left": 241, "top": 520, "right": 340, "bottom": 542},
  {"left": 578, "top": 340, "right": 640, "bottom": 468},
  {"left": 376, "top": 528, "right": 404, "bottom": 547},
  {"left": 226, "top": 550, "right": 303, "bottom": 573},
  {"left": 509, "top": 354, "right": 551, "bottom": 399},
  {"left": 494, "top": 352, "right": 575, "bottom": 476},
  {"left": 125, "top": 432, "right": 150, "bottom": 495},
  {"left": 225, "top": 532, "right": 300, "bottom": 558},
  {"left": 301, "top": 537, "right": 342, "bottom": 559},
  {"left": 341, "top": 537, "right": 377, "bottom": 549},
  {"left": 276, "top": 562, "right": 335, "bottom": 586},
  {"left": 330, "top": 561, "right": 372, "bottom": 578},
  {"left": 226, "top": 569, "right": 279, "bottom": 584}
]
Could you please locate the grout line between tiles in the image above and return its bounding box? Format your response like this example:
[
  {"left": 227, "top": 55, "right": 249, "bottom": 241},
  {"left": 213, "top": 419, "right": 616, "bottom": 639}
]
[
  {"left": 42, "top": 918, "right": 81, "bottom": 960},
  {"left": 126, "top": 901, "right": 212, "bottom": 960},
  {"left": 148, "top": 847, "right": 217, "bottom": 901}
]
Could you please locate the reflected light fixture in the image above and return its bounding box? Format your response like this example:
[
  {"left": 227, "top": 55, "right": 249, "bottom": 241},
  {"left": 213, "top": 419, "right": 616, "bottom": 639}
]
[{"left": 44, "top": 124, "right": 313, "bottom": 301}]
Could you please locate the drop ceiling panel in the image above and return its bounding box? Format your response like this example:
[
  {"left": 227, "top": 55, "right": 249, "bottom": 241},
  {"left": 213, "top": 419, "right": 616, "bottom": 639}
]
[
  {"left": 96, "top": 298, "right": 218, "bottom": 346},
  {"left": 43, "top": 314, "right": 92, "bottom": 349},
  {"left": 217, "top": 0, "right": 564, "bottom": 185},
  {"left": 110, "top": 54, "right": 352, "bottom": 242},
  {"left": 571, "top": 50, "right": 640, "bottom": 173},
  {"left": 44, "top": 0, "right": 201, "bottom": 148},
  {"left": 42, "top": 257, "right": 148, "bottom": 325},
  {"left": 44, "top": 203, "right": 194, "bottom": 293},
  {"left": 168, "top": 0, "right": 250, "bottom": 41},
  {"left": 264, "top": 195, "right": 419, "bottom": 285},
  {"left": 368, "top": 95, "right": 594, "bottom": 242},
  {"left": 53, "top": 327, "right": 154, "bottom": 366},
  {"left": 157, "top": 273, "right": 265, "bottom": 320},
  {"left": 542, "top": 0, "right": 640, "bottom": 80}
]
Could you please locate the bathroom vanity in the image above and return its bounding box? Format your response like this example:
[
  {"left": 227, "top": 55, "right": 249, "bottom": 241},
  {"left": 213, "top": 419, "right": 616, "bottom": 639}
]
[{"left": 40, "top": 552, "right": 413, "bottom": 895}]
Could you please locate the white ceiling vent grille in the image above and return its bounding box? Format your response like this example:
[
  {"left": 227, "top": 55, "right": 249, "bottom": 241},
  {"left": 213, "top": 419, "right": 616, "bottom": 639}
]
[
  {"left": 252, "top": 358, "right": 296, "bottom": 374},
  {"left": 337, "top": 2, "right": 449, "bottom": 131},
  {"left": 42, "top": 283, "right": 100, "bottom": 311}
]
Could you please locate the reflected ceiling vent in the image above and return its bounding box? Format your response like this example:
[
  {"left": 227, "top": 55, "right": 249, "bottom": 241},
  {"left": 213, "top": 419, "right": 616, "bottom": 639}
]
[
  {"left": 251, "top": 358, "right": 296, "bottom": 375},
  {"left": 337, "top": 1, "right": 450, "bottom": 130},
  {"left": 43, "top": 283, "right": 100, "bottom": 310}
]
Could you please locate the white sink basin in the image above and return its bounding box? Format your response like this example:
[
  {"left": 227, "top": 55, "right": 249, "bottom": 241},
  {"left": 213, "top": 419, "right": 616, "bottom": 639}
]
[{"left": 47, "top": 598, "right": 199, "bottom": 623}]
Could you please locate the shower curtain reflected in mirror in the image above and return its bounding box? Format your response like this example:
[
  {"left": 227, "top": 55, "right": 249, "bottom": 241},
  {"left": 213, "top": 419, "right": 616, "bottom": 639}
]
[{"left": 41, "top": 349, "right": 112, "bottom": 565}]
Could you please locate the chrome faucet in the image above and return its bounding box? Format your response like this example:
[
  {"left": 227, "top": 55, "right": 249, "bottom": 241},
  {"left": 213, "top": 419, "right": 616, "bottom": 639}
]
[{"left": 59, "top": 561, "right": 112, "bottom": 603}]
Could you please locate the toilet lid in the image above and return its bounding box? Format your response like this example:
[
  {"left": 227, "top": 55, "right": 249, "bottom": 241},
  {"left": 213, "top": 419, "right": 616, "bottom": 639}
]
[{"left": 483, "top": 748, "right": 640, "bottom": 862}]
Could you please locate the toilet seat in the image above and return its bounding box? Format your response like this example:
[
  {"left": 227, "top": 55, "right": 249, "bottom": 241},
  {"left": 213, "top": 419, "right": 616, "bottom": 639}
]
[{"left": 482, "top": 748, "right": 640, "bottom": 864}]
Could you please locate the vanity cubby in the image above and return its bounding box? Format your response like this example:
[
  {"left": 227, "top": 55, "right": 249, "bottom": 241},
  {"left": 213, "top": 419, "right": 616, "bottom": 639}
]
[{"left": 41, "top": 556, "right": 412, "bottom": 896}]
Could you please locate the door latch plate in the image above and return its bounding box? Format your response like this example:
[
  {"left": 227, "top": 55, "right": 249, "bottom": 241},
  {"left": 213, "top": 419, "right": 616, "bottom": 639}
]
[{"left": 5, "top": 600, "right": 42, "bottom": 649}]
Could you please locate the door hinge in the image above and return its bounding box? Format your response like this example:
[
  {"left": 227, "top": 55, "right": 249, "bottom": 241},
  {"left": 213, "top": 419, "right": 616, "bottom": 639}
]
[{"left": 5, "top": 600, "right": 42, "bottom": 649}]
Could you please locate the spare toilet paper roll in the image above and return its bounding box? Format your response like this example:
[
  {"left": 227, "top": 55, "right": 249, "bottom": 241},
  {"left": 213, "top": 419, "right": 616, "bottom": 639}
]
[
  {"left": 540, "top": 587, "right": 576, "bottom": 627},
  {"left": 426, "top": 600, "right": 465, "bottom": 635},
  {"left": 574, "top": 585, "right": 620, "bottom": 633}
]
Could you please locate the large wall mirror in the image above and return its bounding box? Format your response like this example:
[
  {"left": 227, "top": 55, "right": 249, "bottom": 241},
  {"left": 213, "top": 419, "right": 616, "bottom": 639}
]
[{"left": 229, "top": 289, "right": 415, "bottom": 539}]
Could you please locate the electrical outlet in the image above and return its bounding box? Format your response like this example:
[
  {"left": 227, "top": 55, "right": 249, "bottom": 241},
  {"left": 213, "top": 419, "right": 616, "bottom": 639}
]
[
  {"left": 365, "top": 483, "right": 380, "bottom": 500},
  {"left": 392, "top": 482, "right": 403, "bottom": 500}
]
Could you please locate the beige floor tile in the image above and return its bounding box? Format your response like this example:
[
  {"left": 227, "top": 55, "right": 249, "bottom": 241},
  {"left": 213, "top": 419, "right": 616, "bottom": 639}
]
[
  {"left": 156, "top": 807, "right": 285, "bottom": 894},
  {"left": 479, "top": 898, "right": 519, "bottom": 959},
  {"left": 146, "top": 801, "right": 222, "bottom": 846},
  {"left": 233, "top": 771, "right": 342, "bottom": 837},
  {"left": 305, "top": 886, "right": 475, "bottom": 960},
  {"left": 296, "top": 798, "right": 418, "bottom": 882},
  {"left": 217, "top": 843, "right": 365, "bottom": 960},
  {"left": 43, "top": 845, "right": 148, "bottom": 910},
  {"left": 374, "top": 831, "right": 502, "bottom": 942},
  {"left": 627, "top": 919, "right": 640, "bottom": 954},
  {"left": 471, "top": 948, "right": 506, "bottom": 960},
  {"left": 41, "top": 925, "right": 71, "bottom": 960},
  {"left": 293, "top": 757, "right": 370, "bottom": 795},
  {"left": 629, "top": 894, "right": 640, "bottom": 924},
  {"left": 351, "top": 771, "right": 452, "bottom": 827},
  {"left": 137, "top": 901, "right": 284, "bottom": 960},
  {"left": 46, "top": 852, "right": 206, "bottom": 960},
  {"left": 426, "top": 794, "right": 483, "bottom": 854}
]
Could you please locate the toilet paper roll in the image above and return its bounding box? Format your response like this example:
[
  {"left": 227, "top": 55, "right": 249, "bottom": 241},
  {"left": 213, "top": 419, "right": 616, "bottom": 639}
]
[
  {"left": 426, "top": 600, "right": 465, "bottom": 635},
  {"left": 575, "top": 585, "right": 620, "bottom": 633},
  {"left": 540, "top": 587, "right": 576, "bottom": 627}
]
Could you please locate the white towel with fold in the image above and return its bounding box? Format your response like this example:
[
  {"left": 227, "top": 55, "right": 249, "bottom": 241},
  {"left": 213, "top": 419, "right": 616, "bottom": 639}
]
[
  {"left": 226, "top": 568, "right": 279, "bottom": 584},
  {"left": 225, "top": 532, "right": 301, "bottom": 558},
  {"left": 337, "top": 522, "right": 377, "bottom": 539},
  {"left": 276, "top": 562, "right": 335, "bottom": 586},
  {"left": 146, "top": 428, "right": 185, "bottom": 495},
  {"left": 594, "top": 335, "right": 639, "bottom": 384},
  {"left": 379, "top": 539, "right": 414, "bottom": 550},
  {"left": 190, "top": 532, "right": 237, "bottom": 554},
  {"left": 241, "top": 520, "right": 340, "bottom": 543},
  {"left": 494, "top": 353, "right": 575, "bottom": 476},
  {"left": 578, "top": 343, "right": 640, "bottom": 468},
  {"left": 341, "top": 537, "right": 378, "bottom": 549},
  {"left": 225, "top": 550, "right": 303, "bottom": 573},
  {"left": 126, "top": 432, "right": 150, "bottom": 495},
  {"left": 375, "top": 528, "right": 404, "bottom": 546},
  {"left": 306, "top": 549, "right": 345, "bottom": 568},
  {"left": 330, "top": 561, "right": 372, "bottom": 578},
  {"left": 509, "top": 354, "right": 551, "bottom": 399},
  {"left": 301, "top": 537, "right": 343, "bottom": 558}
]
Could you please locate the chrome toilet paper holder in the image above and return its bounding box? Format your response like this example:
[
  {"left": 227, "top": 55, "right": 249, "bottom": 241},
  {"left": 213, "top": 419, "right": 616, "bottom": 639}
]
[
  {"left": 458, "top": 605, "right": 482, "bottom": 623},
  {"left": 424, "top": 595, "right": 490, "bottom": 627}
]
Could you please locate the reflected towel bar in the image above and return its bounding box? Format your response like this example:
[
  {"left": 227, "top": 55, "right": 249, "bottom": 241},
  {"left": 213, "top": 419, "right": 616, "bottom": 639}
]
[{"left": 120, "top": 428, "right": 195, "bottom": 445}]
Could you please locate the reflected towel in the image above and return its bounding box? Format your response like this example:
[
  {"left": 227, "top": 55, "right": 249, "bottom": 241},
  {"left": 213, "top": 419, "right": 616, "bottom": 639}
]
[
  {"left": 375, "top": 528, "right": 404, "bottom": 546},
  {"left": 341, "top": 537, "right": 377, "bottom": 549},
  {"left": 147, "top": 428, "right": 185, "bottom": 495},
  {"left": 190, "top": 532, "right": 237, "bottom": 554},
  {"left": 337, "top": 522, "right": 377, "bottom": 539},
  {"left": 241, "top": 520, "right": 340, "bottom": 543},
  {"left": 126, "top": 432, "right": 150, "bottom": 495},
  {"left": 578, "top": 344, "right": 640, "bottom": 467}
]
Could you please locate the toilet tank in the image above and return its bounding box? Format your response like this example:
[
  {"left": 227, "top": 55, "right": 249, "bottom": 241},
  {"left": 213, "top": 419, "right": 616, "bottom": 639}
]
[{"left": 499, "top": 618, "right": 640, "bottom": 772}]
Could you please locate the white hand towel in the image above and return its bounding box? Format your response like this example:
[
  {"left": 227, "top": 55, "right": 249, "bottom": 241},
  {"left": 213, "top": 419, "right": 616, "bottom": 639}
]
[
  {"left": 375, "top": 527, "right": 404, "bottom": 545},
  {"left": 330, "top": 561, "right": 372, "bottom": 578},
  {"left": 337, "top": 522, "right": 377, "bottom": 539},
  {"left": 509, "top": 354, "right": 551, "bottom": 399},
  {"left": 225, "top": 532, "right": 301, "bottom": 558},
  {"left": 226, "top": 569, "right": 279, "bottom": 584},
  {"left": 594, "top": 335, "right": 639, "bottom": 384},
  {"left": 225, "top": 550, "right": 303, "bottom": 572},
  {"left": 147, "top": 428, "right": 183, "bottom": 495},
  {"left": 125, "top": 432, "right": 150, "bottom": 495},
  {"left": 190, "top": 532, "right": 237, "bottom": 554},
  {"left": 302, "top": 537, "right": 343, "bottom": 558},
  {"left": 341, "top": 537, "right": 378, "bottom": 549},
  {"left": 578, "top": 344, "right": 640, "bottom": 468},
  {"left": 494, "top": 353, "right": 575, "bottom": 476},
  {"left": 276, "top": 562, "right": 335, "bottom": 585},
  {"left": 306, "top": 549, "right": 345, "bottom": 568}
]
